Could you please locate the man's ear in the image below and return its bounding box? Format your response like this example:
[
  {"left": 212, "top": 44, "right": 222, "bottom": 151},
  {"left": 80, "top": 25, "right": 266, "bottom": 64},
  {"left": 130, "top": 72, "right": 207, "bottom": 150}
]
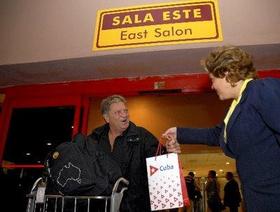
[{"left": 103, "top": 114, "right": 109, "bottom": 123}]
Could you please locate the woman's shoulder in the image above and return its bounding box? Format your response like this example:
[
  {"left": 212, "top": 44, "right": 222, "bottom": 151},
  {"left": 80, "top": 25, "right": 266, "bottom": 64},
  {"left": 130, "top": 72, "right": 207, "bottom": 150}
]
[
  {"left": 244, "top": 77, "right": 280, "bottom": 107},
  {"left": 250, "top": 77, "right": 280, "bottom": 89},
  {"left": 245, "top": 78, "right": 280, "bottom": 97}
]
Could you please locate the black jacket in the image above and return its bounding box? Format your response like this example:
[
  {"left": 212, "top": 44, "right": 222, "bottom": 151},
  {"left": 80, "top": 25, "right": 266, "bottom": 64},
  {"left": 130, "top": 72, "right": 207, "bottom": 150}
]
[
  {"left": 89, "top": 122, "right": 162, "bottom": 212},
  {"left": 224, "top": 179, "right": 241, "bottom": 207}
]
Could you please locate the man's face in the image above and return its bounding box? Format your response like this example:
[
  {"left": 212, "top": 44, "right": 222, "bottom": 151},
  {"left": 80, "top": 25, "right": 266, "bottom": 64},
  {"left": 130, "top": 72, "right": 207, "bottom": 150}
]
[{"left": 104, "top": 101, "right": 130, "bottom": 133}]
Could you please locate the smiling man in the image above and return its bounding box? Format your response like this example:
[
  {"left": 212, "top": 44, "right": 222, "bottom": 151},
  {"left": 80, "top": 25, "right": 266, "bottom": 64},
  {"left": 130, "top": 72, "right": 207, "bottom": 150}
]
[{"left": 89, "top": 95, "right": 161, "bottom": 212}]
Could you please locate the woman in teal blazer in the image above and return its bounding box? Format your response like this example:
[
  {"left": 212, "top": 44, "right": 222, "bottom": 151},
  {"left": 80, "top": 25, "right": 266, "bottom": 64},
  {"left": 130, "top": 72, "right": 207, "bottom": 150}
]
[{"left": 163, "top": 46, "right": 280, "bottom": 212}]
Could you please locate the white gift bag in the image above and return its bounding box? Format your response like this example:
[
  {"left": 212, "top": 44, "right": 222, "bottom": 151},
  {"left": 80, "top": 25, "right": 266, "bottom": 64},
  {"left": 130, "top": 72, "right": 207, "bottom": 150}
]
[{"left": 146, "top": 153, "right": 185, "bottom": 211}]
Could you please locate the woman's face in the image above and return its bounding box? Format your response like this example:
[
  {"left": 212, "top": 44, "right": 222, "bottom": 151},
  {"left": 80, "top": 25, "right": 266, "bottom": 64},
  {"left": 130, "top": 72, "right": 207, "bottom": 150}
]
[{"left": 209, "top": 73, "right": 236, "bottom": 100}]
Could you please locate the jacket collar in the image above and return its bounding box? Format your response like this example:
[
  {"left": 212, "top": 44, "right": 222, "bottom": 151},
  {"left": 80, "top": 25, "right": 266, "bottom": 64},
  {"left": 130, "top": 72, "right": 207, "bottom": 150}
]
[
  {"left": 226, "top": 80, "right": 253, "bottom": 135},
  {"left": 91, "top": 121, "right": 139, "bottom": 139}
]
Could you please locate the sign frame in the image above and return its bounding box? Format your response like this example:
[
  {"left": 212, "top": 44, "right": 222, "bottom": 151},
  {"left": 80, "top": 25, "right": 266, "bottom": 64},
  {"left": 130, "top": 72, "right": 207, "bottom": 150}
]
[{"left": 93, "top": 0, "right": 223, "bottom": 51}]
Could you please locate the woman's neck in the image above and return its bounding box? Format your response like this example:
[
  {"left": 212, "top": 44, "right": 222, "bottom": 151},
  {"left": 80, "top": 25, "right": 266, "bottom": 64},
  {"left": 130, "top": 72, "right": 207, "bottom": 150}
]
[{"left": 233, "top": 80, "right": 244, "bottom": 100}]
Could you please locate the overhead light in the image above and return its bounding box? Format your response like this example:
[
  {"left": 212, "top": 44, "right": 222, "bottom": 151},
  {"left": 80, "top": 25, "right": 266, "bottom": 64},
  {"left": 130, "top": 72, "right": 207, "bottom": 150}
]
[
  {"left": 25, "top": 152, "right": 31, "bottom": 156},
  {"left": 226, "top": 162, "right": 230, "bottom": 165}
]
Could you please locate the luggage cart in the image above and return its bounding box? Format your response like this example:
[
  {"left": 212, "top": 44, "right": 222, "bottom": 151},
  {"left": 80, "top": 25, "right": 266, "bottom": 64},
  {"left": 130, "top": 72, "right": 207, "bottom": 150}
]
[{"left": 26, "top": 177, "right": 129, "bottom": 212}]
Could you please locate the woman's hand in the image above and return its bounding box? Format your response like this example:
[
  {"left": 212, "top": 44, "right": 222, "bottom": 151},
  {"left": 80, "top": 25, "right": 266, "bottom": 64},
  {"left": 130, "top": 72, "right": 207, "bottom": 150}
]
[
  {"left": 162, "top": 127, "right": 177, "bottom": 140},
  {"left": 162, "top": 127, "right": 181, "bottom": 153}
]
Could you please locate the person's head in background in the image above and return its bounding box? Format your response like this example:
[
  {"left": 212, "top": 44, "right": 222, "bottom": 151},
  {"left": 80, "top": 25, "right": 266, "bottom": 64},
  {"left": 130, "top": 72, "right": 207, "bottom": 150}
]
[
  {"left": 225, "top": 171, "right": 234, "bottom": 181},
  {"left": 202, "top": 46, "right": 258, "bottom": 101},
  {"left": 188, "top": 171, "right": 195, "bottom": 178},
  {"left": 208, "top": 170, "right": 217, "bottom": 179},
  {"left": 189, "top": 172, "right": 194, "bottom": 177},
  {"left": 100, "top": 95, "right": 129, "bottom": 135}
]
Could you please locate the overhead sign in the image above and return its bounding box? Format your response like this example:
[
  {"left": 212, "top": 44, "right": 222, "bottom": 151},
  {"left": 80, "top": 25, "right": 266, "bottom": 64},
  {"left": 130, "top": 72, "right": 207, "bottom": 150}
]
[{"left": 92, "top": 0, "right": 222, "bottom": 51}]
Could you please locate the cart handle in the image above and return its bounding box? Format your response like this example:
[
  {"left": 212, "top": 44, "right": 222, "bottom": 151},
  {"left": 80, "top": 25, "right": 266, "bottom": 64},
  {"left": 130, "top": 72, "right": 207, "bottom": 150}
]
[{"left": 112, "top": 177, "right": 129, "bottom": 193}]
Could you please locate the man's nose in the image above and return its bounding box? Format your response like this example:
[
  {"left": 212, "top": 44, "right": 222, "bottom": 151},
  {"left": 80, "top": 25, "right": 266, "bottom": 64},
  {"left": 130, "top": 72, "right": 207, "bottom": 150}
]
[{"left": 120, "top": 110, "right": 128, "bottom": 116}]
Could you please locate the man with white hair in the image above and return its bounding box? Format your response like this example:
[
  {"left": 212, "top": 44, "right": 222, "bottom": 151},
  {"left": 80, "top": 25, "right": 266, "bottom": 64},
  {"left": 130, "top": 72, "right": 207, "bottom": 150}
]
[{"left": 89, "top": 95, "right": 162, "bottom": 212}]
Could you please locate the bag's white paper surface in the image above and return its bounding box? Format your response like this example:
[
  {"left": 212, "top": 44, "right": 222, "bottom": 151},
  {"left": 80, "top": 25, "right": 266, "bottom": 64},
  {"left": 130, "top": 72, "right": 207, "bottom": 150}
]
[{"left": 146, "top": 153, "right": 184, "bottom": 211}]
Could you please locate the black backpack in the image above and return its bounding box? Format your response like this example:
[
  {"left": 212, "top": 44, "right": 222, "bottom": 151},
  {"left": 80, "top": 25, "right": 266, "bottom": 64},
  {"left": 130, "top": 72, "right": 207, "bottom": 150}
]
[{"left": 45, "top": 133, "right": 122, "bottom": 196}]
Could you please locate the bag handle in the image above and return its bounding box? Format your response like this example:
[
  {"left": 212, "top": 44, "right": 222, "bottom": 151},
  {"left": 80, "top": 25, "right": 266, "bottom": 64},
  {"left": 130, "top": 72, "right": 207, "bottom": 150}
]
[
  {"left": 155, "top": 142, "right": 162, "bottom": 156},
  {"left": 179, "top": 161, "right": 190, "bottom": 207},
  {"left": 154, "top": 140, "right": 168, "bottom": 160}
]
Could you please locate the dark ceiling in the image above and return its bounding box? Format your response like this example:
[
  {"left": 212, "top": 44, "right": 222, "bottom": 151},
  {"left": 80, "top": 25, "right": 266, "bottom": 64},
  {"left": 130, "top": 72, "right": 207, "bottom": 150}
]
[{"left": 0, "top": 43, "right": 280, "bottom": 88}]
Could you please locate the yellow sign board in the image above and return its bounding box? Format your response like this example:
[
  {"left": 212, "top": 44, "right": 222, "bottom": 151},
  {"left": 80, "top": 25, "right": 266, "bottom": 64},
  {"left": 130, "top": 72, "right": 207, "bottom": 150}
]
[{"left": 93, "top": 0, "right": 223, "bottom": 51}]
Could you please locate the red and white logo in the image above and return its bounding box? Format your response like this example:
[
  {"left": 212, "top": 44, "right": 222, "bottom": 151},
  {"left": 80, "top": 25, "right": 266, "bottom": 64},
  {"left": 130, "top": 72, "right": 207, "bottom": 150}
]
[{"left": 149, "top": 165, "right": 158, "bottom": 176}]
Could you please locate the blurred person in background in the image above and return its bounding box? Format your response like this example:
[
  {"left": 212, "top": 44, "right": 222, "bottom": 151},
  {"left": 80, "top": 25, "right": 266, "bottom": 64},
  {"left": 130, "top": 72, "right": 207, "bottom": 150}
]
[
  {"left": 185, "top": 171, "right": 202, "bottom": 212},
  {"left": 205, "top": 170, "right": 224, "bottom": 212},
  {"left": 223, "top": 172, "right": 241, "bottom": 212}
]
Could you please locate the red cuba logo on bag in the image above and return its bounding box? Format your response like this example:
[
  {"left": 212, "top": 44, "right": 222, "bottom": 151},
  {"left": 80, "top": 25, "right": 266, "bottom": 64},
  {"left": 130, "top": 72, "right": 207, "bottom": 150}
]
[{"left": 149, "top": 165, "right": 158, "bottom": 176}]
